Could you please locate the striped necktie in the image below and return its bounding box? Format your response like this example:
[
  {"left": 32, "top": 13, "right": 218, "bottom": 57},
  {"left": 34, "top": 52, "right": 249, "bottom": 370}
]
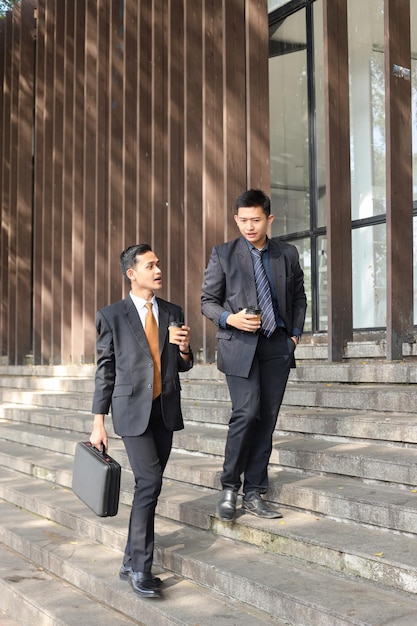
[
  {"left": 251, "top": 248, "right": 277, "bottom": 337},
  {"left": 145, "top": 302, "right": 162, "bottom": 398}
]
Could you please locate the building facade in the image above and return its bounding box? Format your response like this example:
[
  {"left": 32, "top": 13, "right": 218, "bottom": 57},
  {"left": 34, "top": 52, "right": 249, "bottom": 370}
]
[
  {"left": 0, "top": 0, "right": 415, "bottom": 365},
  {"left": 269, "top": 0, "right": 416, "bottom": 359}
]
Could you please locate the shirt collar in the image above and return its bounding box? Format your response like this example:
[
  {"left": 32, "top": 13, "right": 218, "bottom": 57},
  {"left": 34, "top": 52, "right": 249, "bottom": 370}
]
[
  {"left": 129, "top": 291, "right": 156, "bottom": 309},
  {"left": 245, "top": 236, "right": 270, "bottom": 254}
]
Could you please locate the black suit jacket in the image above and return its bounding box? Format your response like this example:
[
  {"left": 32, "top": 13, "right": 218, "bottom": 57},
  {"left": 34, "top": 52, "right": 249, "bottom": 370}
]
[
  {"left": 201, "top": 237, "right": 307, "bottom": 378},
  {"left": 92, "top": 295, "right": 193, "bottom": 436}
]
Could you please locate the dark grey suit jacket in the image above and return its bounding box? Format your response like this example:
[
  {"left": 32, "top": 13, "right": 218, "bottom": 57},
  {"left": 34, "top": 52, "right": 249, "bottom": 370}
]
[
  {"left": 201, "top": 237, "right": 307, "bottom": 378},
  {"left": 92, "top": 295, "right": 193, "bottom": 436}
]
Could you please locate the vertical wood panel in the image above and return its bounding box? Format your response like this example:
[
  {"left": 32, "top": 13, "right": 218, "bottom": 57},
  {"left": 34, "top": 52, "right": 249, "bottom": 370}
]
[
  {"left": 385, "top": 0, "right": 413, "bottom": 360},
  {"left": 152, "top": 0, "right": 168, "bottom": 274},
  {"left": 0, "top": 14, "right": 12, "bottom": 358},
  {"left": 202, "top": 0, "right": 224, "bottom": 361},
  {"left": 41, "top": 0, "right": 55, "bottom": 364},
  {"left": 123, "top": 1, "right": 139, "bottom": 251},
  {"left": 95, "top": 0, "right": 110, "bottom": 313},
  {"left": 32, "top": 1, "right": 45, "bottom": 363},
  {"left": 15, "top": 0, "right": 36, "bottom": 364},
  {"left": 71, "top": 0, "right": 85, "bottom": 363},
  {"left": 60, "top": 0, "right": 75, "bottom": 363},
  {"left": 0, "top": 17, "right": 4, "bottom": 356},
  {"left": 224, "top": 0, "right": 246, "bottom": 241},
  {"left": 167, "top": 0, "right": 185, "bottom": 303},
  {"left": 8, "top": 4, "right": 21, "bottom": 364},
  {"left": 108, "top": 0, "right": 124, "bottom": 304},
  {"left": 323, "top": 0, "right": 353, "bottom": 361},
  {"left": 52, "top": 0, "right": 65, "bottom": 363},
  {"left": 137, "top": 0, "right": 153, "bottom": 248},
  {"left": 185, "top": 0, "right": 204, "bottom": 357},
  {"left": 0, "top": 0, "right": 271, "bottom": 365},
  {"left": 246, "top": 0, "right": 270, "bottom": 191},
  {"left": 83, "top": 0, "right": 100, "bottom": 363}
]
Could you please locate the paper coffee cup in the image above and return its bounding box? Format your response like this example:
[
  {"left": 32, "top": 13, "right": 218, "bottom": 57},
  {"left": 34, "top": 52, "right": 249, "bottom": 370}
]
[
  {"left": 245, "top": 307, "right": 261, "bottom": 322},
  {"left": 168, "top": 321, "right": 183, "bottom": 343}
]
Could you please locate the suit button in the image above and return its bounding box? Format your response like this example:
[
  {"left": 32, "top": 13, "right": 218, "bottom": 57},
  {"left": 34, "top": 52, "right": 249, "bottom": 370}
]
[
  {"left": 148, "top": 363, "right": 152, "bottom": 367},
  {"left": 147, "top": 384, "right": 152, "bottom": 389}
]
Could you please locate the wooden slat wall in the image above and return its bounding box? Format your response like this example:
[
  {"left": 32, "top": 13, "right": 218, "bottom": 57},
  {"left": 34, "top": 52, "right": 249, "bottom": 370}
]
[{"left": 0, "top": 0, "right": 269, "bottom": 365}]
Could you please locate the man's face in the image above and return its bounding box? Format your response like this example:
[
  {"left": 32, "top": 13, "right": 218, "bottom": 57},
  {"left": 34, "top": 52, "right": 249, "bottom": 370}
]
[
  {"left": 127, "top": 251, "right": 162, "bottom": 296},
  {"left": 234, "top": 205, "right": 274, "bottom": 249}
]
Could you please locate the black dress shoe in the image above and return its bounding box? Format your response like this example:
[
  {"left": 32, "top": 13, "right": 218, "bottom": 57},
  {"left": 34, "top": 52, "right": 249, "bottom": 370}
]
[
  {"left": 119, "top": 564, "right": 162, "bottom": 586},
  {"left": 242, "top": 494, "right": 283, "bottom": 519},
  {"left": 217, "top": 488, "right": 237, "bottom": 521},
  {"left": 127, "top": 569, "right": 162, "bottom": 598}
]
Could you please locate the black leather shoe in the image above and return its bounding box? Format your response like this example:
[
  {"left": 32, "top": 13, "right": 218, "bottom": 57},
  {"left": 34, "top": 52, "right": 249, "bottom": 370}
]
[
  {"left": 242, "top": 494, "right": 283, "bottom": 519},
  {"left": 127, "top": 570, "right": 162, "bottom": 598},
  {"left": 217, "top": 488, "right": 237, "bottom": 521},
  {"left": 119, "top": 564, "right": 162, "bottom": 586}
]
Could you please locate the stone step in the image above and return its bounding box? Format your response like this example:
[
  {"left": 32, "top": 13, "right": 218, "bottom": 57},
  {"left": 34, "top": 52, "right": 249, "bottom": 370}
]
[
  {"left": 0, "top": 498, "right": 311, "bottom": 626},
  {"left": 1, "top": 466, "right": 416, "bottom": 596},
  {"left": 2, "top": 417, "right": 416, "bottom": 489},
  {"left": 182, "top": 379, "right": 417, "bottom": 413},
  {"left": 2, "top": 364, "right": 417, "bottom": 415},
  {"left": 2, "top": 359, "right": 417, "bottom": 388},
  {"left": 1, "top": 495, "right": 417, "bottom": 626},
  {"left": 4, "top": 400, "right": 417, "bottom": 448},
  {"left": 290, "top": 361, "right": 417, "bottom": 384},
  {"left": 0, "top": 388, "right": 92, "bottom": 412},
  {"left": 278, "top": 407, "right": 417, "bottom": 444},
  {"left": 1, "top": 433, "right": 416, "bottom": 536},
  {"left": 0, "top": 542, "right": 142, "bottom": 626},
  {"left": 165, "top": 452, "right": 417, "bottom": 535},
  {"left": 174, "top": 424, "right": 417, "bottom": 485}
]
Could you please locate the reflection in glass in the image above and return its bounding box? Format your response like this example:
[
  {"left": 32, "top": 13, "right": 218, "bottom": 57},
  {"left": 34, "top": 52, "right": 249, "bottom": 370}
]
[
  {"left": 269, "top": 9, "right": 309, "bottom": 236},
  {"left": 412, "top": 3, "right": 417, "bottom": 204},
  {"left": 294, "top": 238, "right": 312, "bottom": 333},
  {"left": 348, "top": 0, "right": 385, "bottom": 220},
  {"left": 316, "top": 235, "right": 327, "bottom": 331},
  {"left": 352, "top": 224, "right": 386, "bottom": 328}
]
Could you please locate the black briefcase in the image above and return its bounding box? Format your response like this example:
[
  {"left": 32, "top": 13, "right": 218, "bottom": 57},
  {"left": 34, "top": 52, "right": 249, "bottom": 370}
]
[{"left": 72, "top": 441, "right": 121, "bottom": 517}]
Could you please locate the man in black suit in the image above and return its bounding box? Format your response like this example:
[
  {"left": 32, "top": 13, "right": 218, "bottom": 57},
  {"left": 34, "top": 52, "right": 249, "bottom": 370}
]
[
  {"left": 201, "top": 189, "right": 306, "bottom": 522},
  {"left": 90, "top": 244, "right": 193, "bottom": 598}
]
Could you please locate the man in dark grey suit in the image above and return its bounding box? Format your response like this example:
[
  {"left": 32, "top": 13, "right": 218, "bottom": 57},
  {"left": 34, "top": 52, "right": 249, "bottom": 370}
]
[
  {"left": 201, "top": 189, "right": 306, "bottom": 522},
  {"left": 90, "top": 244, "right": 193, "bottom": 598}
]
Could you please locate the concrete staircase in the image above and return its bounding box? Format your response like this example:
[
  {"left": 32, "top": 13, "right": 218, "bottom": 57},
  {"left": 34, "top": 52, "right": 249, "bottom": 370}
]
[{"left": 0, "top": 351, "right": 417, "bottom": 625}]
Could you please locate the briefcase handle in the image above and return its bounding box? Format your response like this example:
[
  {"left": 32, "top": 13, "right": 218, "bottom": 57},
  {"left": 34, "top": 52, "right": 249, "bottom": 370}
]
[{"left": 86, "top": 441, "right": 108, "bottom": 458}]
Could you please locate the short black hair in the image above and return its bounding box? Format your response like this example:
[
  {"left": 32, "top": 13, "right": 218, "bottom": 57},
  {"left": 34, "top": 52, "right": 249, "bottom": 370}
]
[
  {"left": 234, "top": 189, "right": 271, "bottom": 216},
  {"left": 120, "top": 244, "right": 152, "bottom": 282}
]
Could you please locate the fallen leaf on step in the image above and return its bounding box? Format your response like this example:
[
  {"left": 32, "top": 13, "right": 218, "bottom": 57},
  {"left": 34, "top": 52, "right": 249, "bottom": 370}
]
[{"left": 374, "top": 552, "right": 384, "bottom": 557}]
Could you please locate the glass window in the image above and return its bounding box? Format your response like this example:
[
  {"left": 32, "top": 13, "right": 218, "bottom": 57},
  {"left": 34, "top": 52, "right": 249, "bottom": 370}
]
[
  {"left": 313, "top": 1, "right": 326, "bottom": 228},
  {"left": 412, "top": 4, "right": 417, "bottom": 325},
  {"left": 348, "top": 0, "right": 385, "bottom": 220},
  {"left": 352, "top": 223, "right": 386, "bottom": 328},
  {"left": 269, "top": 9, "right": 309, "bottom": 236},
  {"left": 348, "top": 0, "right": 386, "bottom": 329},
  {"left": 412, "top": 3, "right": 417, "bottom": 205},
  {"left": 268, "top": 1, "right": 292, "bottom": 12},
  {"left": 295, "top": 238, "right": 312, "bottom": 333},
  {"left": 316, "top": 234, "right": 327, "bottom": 331}
]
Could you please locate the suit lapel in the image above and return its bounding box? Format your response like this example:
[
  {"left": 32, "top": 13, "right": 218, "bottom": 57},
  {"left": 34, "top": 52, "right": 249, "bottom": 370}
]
[
  {"left": 236, "top": 238, "right": 258, "bottom": 308},
  {"left": 269, "top": 240, "right": 287, "bottom": 314},
  {"left": 156, "top": 299, "right": 169, "bottom": 355},
  {"left": 123, "top": 296, "right": 151, "bottom": 355}
]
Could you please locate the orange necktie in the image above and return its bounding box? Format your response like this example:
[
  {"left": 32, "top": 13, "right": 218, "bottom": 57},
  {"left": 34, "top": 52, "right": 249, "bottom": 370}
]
[{"left": 145, "top": 301, "right": 162, "bottom": 398}]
